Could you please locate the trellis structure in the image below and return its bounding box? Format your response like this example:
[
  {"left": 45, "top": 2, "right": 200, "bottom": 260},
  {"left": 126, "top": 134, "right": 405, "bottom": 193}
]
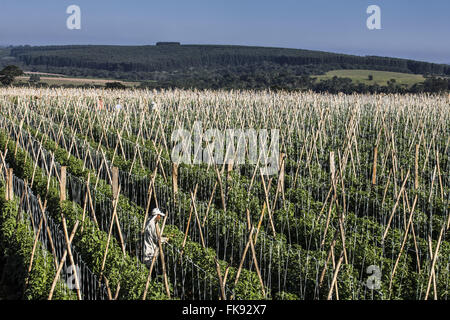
[{"left": 0, "top": 87, "right": 448, "bottom": 300}]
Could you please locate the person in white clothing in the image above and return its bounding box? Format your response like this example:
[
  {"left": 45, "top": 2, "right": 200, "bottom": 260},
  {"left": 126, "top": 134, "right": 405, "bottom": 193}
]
[
  {"left": 143, "top": 208, "right": 168, "bottom": 267},
  {"left": 150, "top": 101, "right": 157, "bottom": 111},
  {"left": 115, "top": 98, "right": 122, "bottom": 111}
]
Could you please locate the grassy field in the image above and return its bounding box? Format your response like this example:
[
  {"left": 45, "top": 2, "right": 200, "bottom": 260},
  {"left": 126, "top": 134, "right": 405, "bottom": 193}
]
[{"left": 315, "top": 69, "right": 425, "bottom": 87}]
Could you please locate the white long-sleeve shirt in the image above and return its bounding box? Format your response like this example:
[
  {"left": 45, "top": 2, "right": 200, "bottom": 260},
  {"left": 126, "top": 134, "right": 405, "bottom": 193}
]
[{"left": 143, "top": 216, "right": 166, "bottom": 265}]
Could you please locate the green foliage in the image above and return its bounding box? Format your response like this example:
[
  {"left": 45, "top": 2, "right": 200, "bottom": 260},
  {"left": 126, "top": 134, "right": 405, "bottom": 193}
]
[
  {"left": 0, "top": 187, "right": 76, "bottom": 300},
  {"left": 31, "top": 107, "right": 444, "bottom": 300},
  {"left": 0, "top": 130, "right": 169, "bottom": 300},
  {"left": 0, "top": 65, "right": 23, "bottom": 86},
  {"left": 8, "top": 45, "right": 450, "bottom": 92},
  {"left": 105, "top": 82, "right": 126, "bottom": 90}
]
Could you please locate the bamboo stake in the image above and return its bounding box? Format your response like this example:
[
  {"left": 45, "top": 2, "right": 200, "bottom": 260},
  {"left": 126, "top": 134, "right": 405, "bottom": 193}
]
[
  {"left": 191, "top": 191, "right": 206, "bottom": 249},
  {"left": 202, "top": 180, "right": 217, "bottom": 227},
  {"left": 415, "top": 144, "right": 419, "bottom": 189},
  {"left": 23, "top": 216, "right": 43, "bottom": 294},
  {"left": 80, "top": 173, "right": 90, "bottom": 233},
  {"left": 111, "top": 166, "right": 126, "bottom": 255},
  {"left": 142, "top": 241, "right": 159, "bottom": 300},
  {"left": 59, "top": 206, "right": 82, "bottom": 300},
  {"left": 248, "top": 227, "right": 266, "bottom": 298},
  {"left": 327, "top": 251, "right": 344, "bottom": 300},
  {"left": 383, "top": 170, "right": 410, "bottom": 240},
  {"left": 48, "top": 221, "right": 79, "bottom": 300},
  {"left": 426, "top": 235, "right": 438, "bottom": 300},
  {"left": 172, "top": 162, "right": 178, "bottom": 195},
  {"left": 34, "top": 192, "right": 59, "bottom": 269},
  {"left": 60, "top": 166, "right": 66, "bottom": 201},
  {"left": 319, "top": 232, "right": 338, "bottom": 287},
  {"left": 155, "top": 217, "right": 171, "bottom": 298},
  {"left": 112, "top": 166, "right": 119, "bottom": 200},
  {"left": 424, "top": 208, "right": 450, "bottom": 300},
  {"left": 6, "top": 168, "right": 13, "bottom": 201},
  {"left": 271, "top": 152, "right": 286, "bottom": 211},
  {"left": 180, "top": 184, "right": 198, "bottom": 256},
  {"left": 389, "top": 195, "right": 417, "bottom": 292},
  {"left": 259, "top": 169, "right": 277, "bottom": 237},
  {"left": 253, "top": 202, "right": 266, "bottom": 245},
  {"left": 99, "top": 184, "right": 121, "bottom": 285},
  {"left": 233, "top": 227, "right": 253, "bottom": 288},
  {"left": 372, "top": 146, "right": 378, "bottom": 185}
]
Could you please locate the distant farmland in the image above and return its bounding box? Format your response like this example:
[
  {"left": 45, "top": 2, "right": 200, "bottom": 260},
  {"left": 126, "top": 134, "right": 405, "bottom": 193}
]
[{"left": 315, "top": 69, "right": 426, "bottom": 87}]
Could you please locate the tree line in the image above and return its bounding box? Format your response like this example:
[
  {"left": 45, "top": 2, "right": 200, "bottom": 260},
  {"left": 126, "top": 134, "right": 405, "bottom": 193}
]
[
  {"left": 2, "top": 64, "right": 449, "bottom": 94},
  {"left": 10, "top": 45, "right": 450, "bottom": 80}
]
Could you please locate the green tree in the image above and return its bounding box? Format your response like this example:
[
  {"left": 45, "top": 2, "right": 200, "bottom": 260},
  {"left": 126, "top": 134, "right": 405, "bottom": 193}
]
[
  {"left": 0, "top": 65, "right": 24, "bottom": 86},
  {"left": 105, "top": 81, "right": 126, "bottom": 89}
]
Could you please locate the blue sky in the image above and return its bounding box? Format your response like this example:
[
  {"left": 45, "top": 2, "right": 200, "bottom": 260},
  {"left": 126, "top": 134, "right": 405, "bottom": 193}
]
[{"left": 1, "top": 0, "right": 449, "bottom": 63}]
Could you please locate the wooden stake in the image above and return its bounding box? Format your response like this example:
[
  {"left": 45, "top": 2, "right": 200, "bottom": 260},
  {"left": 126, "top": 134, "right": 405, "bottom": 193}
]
[
  {"left": 330, "top": 151, "right": 335, "bottom": 186},
  {"left": 260, "top": 169, "right": 277, "bottom": 237},
  {"left": 191, "top": 191, "right": 206, "bottom": 249},
  {"left": 48, "top": 221, "right": 79, "bottom": 300},
  {"left": 271, "top": 153, "right": 286, "bottom": 211},
  {"left": 112, "top": 166, "right": 119, "bottom": 200},
  {"left": 248, "top": 228, "right": 266, "bottom": 298},
  {"left": 172, "top": 162, "right": 178, "bottom": 195},
  {"left": 6, "top": 168, "right": 13, "bottom": 201},
  {"left": 35, "top": 193, "right": 59, "bottom": 269},
  {"left": 180, "top": 184, "right": 198, "bottom": 256},
  {"left": 155, "top": 219, "right": 171, "bottom": 298},
  {"left": 110, "top": 166, "right": 125, "bottom": 254},
  {"left": 372, "top": 146, "right": 378, "bottom": 185},
  {"left": 234, "top": 227, "right": 253, "bottom": 288},
  {"left": 415, "top": 144, "right": 419, "bottom": 189},
  {"left": 214, "top": 257, "right": 227, "bottom": 300},
  {"left": 327, "top": 251, "right": 344, "bottom": 300},
  {"left": 426, "top": 235, "right": 438, "bottom": 300},
  {"left": 60, "top": 211, "right": 82, "bottom": 300},
  {"left": 99, "top": 185, "right": 121, "bottom": 284},
  {"left": 23, "top": 217, "right": 43, "bottom": 294},
  {"left": 424, "top": 207, "right": 450, "bottom": 300},
  {"left": 319, "top": 233, "right": 338, "bottom": 287},
  {"left": 60, "top": 166, "right": 66, "bottom": 202},
  {"left": 389, "top": 195, "right": 417, "bottom": 292},
  {"left": 383, "top": 170, "right": 410, "bottom": 240}
]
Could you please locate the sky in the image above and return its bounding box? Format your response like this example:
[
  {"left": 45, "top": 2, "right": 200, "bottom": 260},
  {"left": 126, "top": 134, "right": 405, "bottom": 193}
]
[{"left": 0, "top": 0, "right": 449, "bottom": 64}]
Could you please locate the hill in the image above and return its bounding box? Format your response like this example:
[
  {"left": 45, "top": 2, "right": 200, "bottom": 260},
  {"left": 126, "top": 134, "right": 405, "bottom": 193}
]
[
  {"left": 8, "top": 44, "right": 450, "bottom": 76},
  {"left": 2, "top": 44, "right": 449, "bottom": 92}
]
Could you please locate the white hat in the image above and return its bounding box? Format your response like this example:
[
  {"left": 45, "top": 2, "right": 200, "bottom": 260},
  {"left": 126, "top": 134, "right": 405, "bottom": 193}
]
[{"left": 152, "top": 208, "right": 165, "bottom": 217}]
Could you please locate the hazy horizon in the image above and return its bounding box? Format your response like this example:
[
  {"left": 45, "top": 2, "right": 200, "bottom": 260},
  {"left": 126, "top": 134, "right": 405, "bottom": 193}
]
[{"left": 1, "top": 0, "right": 449, "bottom": 64}]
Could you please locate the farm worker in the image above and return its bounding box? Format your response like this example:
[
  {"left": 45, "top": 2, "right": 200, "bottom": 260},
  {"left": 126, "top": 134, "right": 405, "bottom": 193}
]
[
  {"left": 143, "top": 208, "right": 168, "bottom": 267},
  {"left": 31, "top": 96, "right": 40, "bottom": 109},
  {"left": 98, "top": 97, "right": 104, "bottom": 110},
  {"left": 150, "top": 101, "right": 158, "bottom": 111},
  {"left": 115, "top": 98, "right": 122, "bottom": 111}
]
